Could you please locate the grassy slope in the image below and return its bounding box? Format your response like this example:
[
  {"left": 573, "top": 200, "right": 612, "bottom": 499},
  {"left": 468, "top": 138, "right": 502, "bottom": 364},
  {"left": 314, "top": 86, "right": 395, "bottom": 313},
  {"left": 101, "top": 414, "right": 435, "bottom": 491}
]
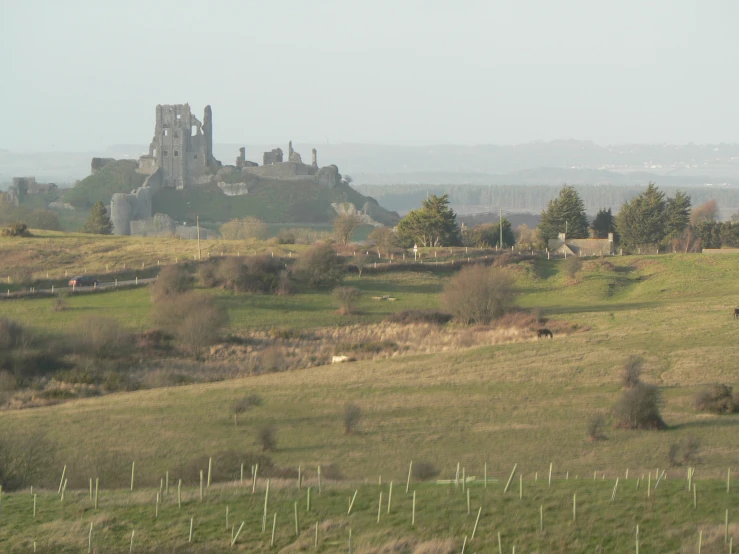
[
  {"left": 0, "top": 230, "right": 302, "bottom": 286},
  {"left": 1, "top": 255, "right": 738, "bottom": 477},
  {"left": 1, "top": 479, "right": 736, "bottom": 552},
  {"left": 152, "top": 180, "right": 392, "bottom": 225},
  {"left": 63, "top": 160, "right": 146, "bottom": 209},
  {"left": 2, "top": 254, "right": 739, "bottom": 551}
]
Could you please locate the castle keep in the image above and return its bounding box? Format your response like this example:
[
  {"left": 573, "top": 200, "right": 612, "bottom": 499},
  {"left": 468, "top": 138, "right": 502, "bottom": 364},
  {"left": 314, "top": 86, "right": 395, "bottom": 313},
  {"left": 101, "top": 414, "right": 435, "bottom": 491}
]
[{"left": 137, "top": 104, "right": 217, "bottom": 189}]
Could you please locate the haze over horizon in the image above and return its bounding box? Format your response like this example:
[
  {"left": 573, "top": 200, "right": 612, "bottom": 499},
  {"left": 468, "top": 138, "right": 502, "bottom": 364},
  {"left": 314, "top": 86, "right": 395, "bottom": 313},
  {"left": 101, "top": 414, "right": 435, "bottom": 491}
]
[{"left": 2, "top": 0, "right": 738, "bottom": 152}]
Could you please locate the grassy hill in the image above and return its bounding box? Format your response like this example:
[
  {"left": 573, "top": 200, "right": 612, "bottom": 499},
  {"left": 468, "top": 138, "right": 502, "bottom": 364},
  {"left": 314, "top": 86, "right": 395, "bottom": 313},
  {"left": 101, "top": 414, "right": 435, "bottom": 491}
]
[
  {"left": 63, "top": 160, "right": 146, "bottom": 209},
  {"left": 2, "top": 249, "right": 739, "bottom": 550},
  {"left": 58, "top": 158, "right": 397, "bottom": 226},
  {"left": 153, "top": 179, "right": 396, "bottom": 226}
]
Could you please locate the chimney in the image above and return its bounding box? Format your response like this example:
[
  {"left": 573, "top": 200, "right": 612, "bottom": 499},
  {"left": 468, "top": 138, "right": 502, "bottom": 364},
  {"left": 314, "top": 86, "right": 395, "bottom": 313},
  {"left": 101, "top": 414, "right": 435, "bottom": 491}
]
[
  {"left": 558, "top": 232, "right": 566, "bottom": 241},
  {"left": 608, "top": 232, "right": 614, "bottom": 243}
]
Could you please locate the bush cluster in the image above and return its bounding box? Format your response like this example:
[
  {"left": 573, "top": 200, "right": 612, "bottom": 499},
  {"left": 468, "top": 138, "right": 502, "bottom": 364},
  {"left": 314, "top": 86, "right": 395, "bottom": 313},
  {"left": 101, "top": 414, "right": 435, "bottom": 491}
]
[
  {"left": 694, "top": 384, "right": 738, "bottom": 414},
  {"left": 294, "top": 243, "right": 344, "bottom": 289},
  {"left": 1, "top": 222, "right": 31, "bottom": 237},
  {"left": 386, "top": 310, "right": 453, "bottom": 325},
  {"left": 199, "top": 256, "right": 287, "bottom": 294}
]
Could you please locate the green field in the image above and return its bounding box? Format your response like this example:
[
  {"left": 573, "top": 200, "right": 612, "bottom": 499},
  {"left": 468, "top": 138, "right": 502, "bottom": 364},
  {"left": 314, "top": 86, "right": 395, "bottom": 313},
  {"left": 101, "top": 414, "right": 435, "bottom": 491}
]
[
  {"left": 1, "top": 248, "right": 739, "bottom": 551},
  {"left": 1, "top": 477, "right": 736, "bottom": 552}
]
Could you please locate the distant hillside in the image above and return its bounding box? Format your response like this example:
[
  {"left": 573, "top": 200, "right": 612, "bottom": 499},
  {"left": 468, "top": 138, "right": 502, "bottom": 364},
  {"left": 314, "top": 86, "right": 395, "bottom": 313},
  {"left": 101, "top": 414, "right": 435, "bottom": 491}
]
[
  {"left": 63, "top": 160, "right": 146, "bottom": 208},
  {"left": 153, "top": 179, "right": 397, "bottom": 226},
  {"left": 61, "top": 159, "right": 398, "bottom": 226}
]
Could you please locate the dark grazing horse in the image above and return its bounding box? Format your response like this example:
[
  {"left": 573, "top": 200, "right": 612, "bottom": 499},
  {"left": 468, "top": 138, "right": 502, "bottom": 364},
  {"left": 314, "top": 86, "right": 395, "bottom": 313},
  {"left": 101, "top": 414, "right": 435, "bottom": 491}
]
[
  {"left": 537, "top": 328, "right": 553, "bottom": 339},
  {"left": 734, "top": 308, "right": 739, "bottom": 319}
]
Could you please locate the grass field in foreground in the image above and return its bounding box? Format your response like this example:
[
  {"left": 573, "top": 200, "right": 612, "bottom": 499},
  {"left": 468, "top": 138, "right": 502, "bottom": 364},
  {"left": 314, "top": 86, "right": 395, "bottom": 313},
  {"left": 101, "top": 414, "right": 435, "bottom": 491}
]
[{"left": 1, "top": 477, "right": 737, "bottom": 552}]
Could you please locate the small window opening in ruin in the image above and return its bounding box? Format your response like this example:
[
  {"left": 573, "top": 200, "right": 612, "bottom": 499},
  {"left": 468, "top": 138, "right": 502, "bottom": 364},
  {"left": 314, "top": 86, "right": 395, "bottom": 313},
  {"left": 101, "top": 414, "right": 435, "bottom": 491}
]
[
  {"left": 152, "top": 149, "right": 156, "bottom": 157},
  {"left": 193, "top": 154, "right": 197, "bottom": 159},
  {"left": 174, "top": 131, "right": 179, "bottom": 139},
  {"left": 191, "top": 125, "right": 197, "bottom": 136},
  {"left": 163, "top": 129, "right": 169, "bottom": 136},
  {"left": 176, "top": 114, "right": 181, "bottom": 120},
  {"left": 163, "top": 150, "right": 168, "bottom": 156},
  {"left": 174, "top": 151, "right": 179, "bottom": 157}
]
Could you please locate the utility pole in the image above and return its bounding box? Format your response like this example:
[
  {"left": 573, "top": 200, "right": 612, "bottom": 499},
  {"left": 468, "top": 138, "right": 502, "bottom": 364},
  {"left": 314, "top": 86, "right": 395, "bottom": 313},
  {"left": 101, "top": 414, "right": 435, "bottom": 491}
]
[
  {"left": 196, "top": 216, "right": 202, "bottom": 260},
  {"left": 499, "top": 208, "right": 503, "bottom": 248}
]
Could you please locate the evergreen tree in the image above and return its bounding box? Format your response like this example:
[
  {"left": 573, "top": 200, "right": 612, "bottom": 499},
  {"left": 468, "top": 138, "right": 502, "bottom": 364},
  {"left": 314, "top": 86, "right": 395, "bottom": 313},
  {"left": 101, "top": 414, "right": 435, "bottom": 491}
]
[
  {"left": 615, "top": 183, "right": 666, "bottom": 247},
  {"left": 664, "top": 191, "right": 692, "bottom": 239},
  {"left": 396, "top": 194, "right": 460, "bottom": 247},
  {"left": 537, "top": 185, "right": 589, "bottom": 242},
  {"left": 590, "top": 208, "right": 616, "bottom": 239},
  {"left": 83, "top": 201, "right": 113, "bottom": 235}
]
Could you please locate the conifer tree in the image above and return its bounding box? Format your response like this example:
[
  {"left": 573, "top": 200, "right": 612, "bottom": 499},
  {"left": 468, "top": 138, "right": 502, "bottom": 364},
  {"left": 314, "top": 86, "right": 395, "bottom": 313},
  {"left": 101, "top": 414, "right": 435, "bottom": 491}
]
[
  {"left": 590, "top": 208, "right": 616, "bottom": 239},
  {"left": 396, "top": 194, "right": 460, "bottom": 247},
  {"left": 83, "top": 201, "right": 113, "bottom": 235},
  {"left": 538, "top": 185, "right": 589, "bottom": 242},
  {"left": 615, "top": 183, "right": 666, "bottom": 247}
]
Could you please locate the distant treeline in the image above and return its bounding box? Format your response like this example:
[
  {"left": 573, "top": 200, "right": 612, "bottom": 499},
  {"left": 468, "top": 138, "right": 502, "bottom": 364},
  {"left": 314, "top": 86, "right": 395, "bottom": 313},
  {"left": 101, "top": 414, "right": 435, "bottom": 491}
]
[{"left": 359, "top": 184, "right": 739, "bottom": 217}]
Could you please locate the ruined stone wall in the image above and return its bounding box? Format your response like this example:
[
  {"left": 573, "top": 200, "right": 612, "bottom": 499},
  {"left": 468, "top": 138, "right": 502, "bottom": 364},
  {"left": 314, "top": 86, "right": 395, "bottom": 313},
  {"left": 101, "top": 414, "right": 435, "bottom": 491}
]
[
  {"left": 110, "top": 168, "right": 162, "bottom": 235},
  {"left": 242, "top": 161, "right": 318, "bottom": 180}
]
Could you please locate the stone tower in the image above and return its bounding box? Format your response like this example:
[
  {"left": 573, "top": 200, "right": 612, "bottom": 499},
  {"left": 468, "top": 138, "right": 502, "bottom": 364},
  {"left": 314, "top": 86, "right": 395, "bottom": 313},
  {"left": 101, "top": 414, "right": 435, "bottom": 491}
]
[{"left": 144, "top": 104, "right": 216, "bottom": 189}]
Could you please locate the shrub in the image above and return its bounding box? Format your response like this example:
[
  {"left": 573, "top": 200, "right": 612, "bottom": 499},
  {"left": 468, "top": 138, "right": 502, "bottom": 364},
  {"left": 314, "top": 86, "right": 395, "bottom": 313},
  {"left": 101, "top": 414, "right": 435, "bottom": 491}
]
[
  {"left": 151, "top": 292, "right": 229, "bottom": 358},
  {"left": 386, "top": 310, "right": 453, "bottom": 325},
  {"left": 52, "top": 293, "right": 67, "bottom": 312},
  {"left": 220, "top": 217, "right": 268, "bottom": 240},
  {"left": 294, "top": 243, "right": 344, "bottom": 289},
  {"left": 441, "top": 265, "right": 517, "bottom": 324},
  {"left": 343, "top": 403, "right": 362, "bottom": 434},
  {"left": 334, "top": 286, "right": 360, "bottom": 315},
  {"left": 233, "top": 394, "right": 263, "bottom": 425},
  {"left": 562, "top": 256, "right": 582, "bottom": 278},
  {"left": 613, "top": 382, "right": 667, "bottom": 430},
  {"left": 0, "top": 370, "right": 16, "bottom": 404},
  {"left": 0, "top": 431, "right": 58, "bottom": 491},
  {"left": 0, "top": 318, "right": 29, "bottom": 350},
  {"left": 198, "top": 261, "right": 219, "bottom": 288},
  {"left": 151, "top": 264, "right": 193, "bottom": 300},
  {"left": 412, "top": 461, "right": 440, "bottom": 481},
  {"left": 75, "top": 316, "right": 132, "bottom": 361},
  {"left": 668, "top": 437, "right": 701, "bottom": 467},
  {"left": 368, "top": 227, "right": 399, "bottom": 253},
  {"left": 200, "top": 256, "right": 283, "bottom": 294},
  {"left": 257, "top": 346, "right": 285, "bottom": 373},
  {"left": 276, "top": 230, "right": 296, "bottom": 244},
  {"left": 258, "top": 425, "right": 277, "bottom": 452},
  {"left": 695, "top": 384, "right": 737, "bottom": 414},
  {"left": 586, "top": 414, "right": 606, "bottom": 441},
  {"left": 1, "top": 222, "right": 31, "bottom": 237},
  {"left": 334, "top": 212, "right": 364, "bottom": 244},
  {"left": 276, "top": 270, "right": 294, "bottom": 296},
  {"left": 621, "top": 355, "right": 643, "bottom": 389}
]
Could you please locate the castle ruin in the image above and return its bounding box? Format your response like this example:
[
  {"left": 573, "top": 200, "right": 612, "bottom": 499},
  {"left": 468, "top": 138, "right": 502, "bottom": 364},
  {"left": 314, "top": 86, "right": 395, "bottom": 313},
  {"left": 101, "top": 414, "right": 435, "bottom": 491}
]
[{"left": 106, "top": 103, "right": 389, "bottom": 237}]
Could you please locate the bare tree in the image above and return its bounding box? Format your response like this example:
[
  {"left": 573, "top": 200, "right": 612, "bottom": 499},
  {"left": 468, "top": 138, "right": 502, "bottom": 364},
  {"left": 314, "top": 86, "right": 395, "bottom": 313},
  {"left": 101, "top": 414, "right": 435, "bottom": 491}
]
[
  {"left": 441, "top": 265, "right": 517, "bottom": 324},
  {"left": 333, "top": 212, "right": 363, "bottom": 245},
  {"left": 691, "top": 199, "right": 719, "bottom": 225}
]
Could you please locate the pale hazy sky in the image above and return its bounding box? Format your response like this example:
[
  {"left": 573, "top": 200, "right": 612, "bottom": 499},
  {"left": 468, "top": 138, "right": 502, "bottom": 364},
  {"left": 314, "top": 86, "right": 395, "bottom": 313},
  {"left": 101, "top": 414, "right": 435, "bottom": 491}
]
[{"left": 2, "top": 0, "right": 738, "bottom": 151}]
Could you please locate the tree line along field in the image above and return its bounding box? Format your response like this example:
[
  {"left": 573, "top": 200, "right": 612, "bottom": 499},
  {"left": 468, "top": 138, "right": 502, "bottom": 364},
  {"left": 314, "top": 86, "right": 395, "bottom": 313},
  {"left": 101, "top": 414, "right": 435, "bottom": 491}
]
[{"left": 1, "top": 236, "right": 739, "bottom": 551}]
